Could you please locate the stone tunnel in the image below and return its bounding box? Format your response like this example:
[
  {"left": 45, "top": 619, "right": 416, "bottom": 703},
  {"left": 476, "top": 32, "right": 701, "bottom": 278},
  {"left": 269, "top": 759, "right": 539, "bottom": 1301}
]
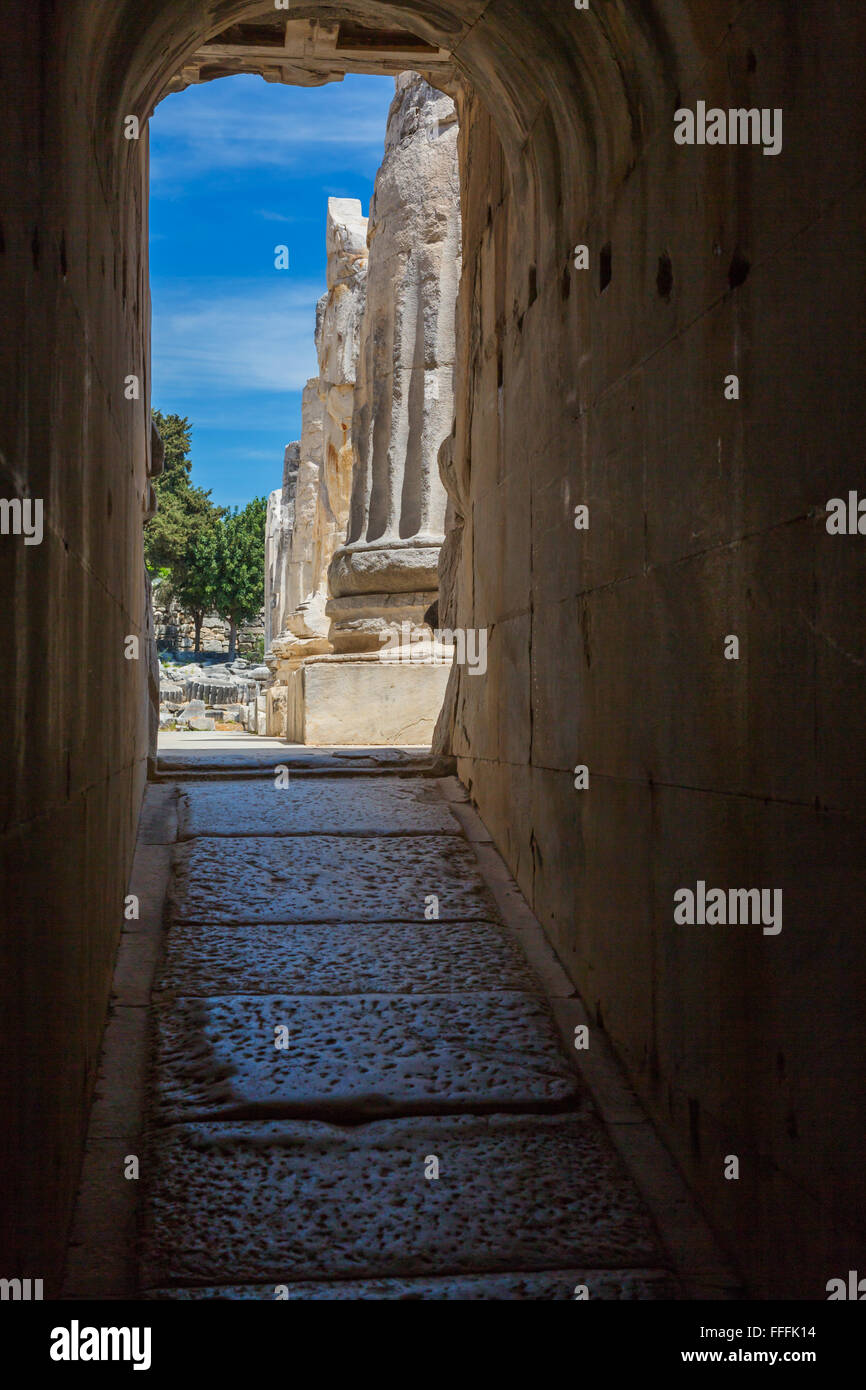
[{"left": 1, "top": 1, "right": 864, "bottom": 1303}]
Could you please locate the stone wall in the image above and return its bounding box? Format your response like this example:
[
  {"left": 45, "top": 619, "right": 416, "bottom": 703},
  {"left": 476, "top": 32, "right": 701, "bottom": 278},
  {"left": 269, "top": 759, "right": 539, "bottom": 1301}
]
[
  {"left": 153, "top": 586, "right": 264, "bottom": 656},
  {"left": 0, "top": 0, "right": 154, "bottom": 1288},
  {"left": 438, "top": 6, "right": 866, "bottom": 1299}
]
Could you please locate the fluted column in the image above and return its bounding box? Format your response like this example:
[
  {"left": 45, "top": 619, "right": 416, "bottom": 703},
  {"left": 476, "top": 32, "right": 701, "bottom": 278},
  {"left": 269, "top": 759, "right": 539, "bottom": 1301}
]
[
  {"left": 327, "top": 73, "right": 461, "bottom": 653},
  {"left": 267, "top": 198, "right": 368, "bottom": 674}
]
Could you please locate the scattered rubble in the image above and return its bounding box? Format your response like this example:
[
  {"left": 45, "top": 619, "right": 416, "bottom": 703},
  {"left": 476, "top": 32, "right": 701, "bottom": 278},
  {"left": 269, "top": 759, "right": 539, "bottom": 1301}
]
[{"left": 158, "top": 656, "right": 271, "bottom": 733}]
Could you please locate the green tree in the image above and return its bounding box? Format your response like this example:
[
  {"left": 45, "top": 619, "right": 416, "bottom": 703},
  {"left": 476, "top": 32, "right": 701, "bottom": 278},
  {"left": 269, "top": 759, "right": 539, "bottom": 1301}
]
[
  {"left": 173, "top": 525, "right": 221, "bottom": 655},
  {"left": 211, "top": 497, "right": 267, "bottom": 660},
  {"left": 145, "top": 410, "right": 224, "bottom": 652},
  {"left": 145, "top": 479, "right": 217, "bottom": 575},
  {"left": 151, "top": 410, "right": 193, "bottom": 489}
]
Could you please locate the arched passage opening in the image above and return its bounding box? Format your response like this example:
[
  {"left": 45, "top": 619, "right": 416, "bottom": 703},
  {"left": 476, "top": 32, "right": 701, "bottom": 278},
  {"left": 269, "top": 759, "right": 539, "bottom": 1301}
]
[
  {"left": 144, "top": 67, "right": 460, "bottom": 746},
  {"left": 2, "top": 0, "right": 865, "bottom": 1301}
]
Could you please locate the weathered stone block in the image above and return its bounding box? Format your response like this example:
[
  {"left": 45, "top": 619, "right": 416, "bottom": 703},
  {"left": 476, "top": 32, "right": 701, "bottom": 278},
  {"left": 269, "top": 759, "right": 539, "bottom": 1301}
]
[
  {"left": 156, "top": 919, "right": 539, "bottom": 998},
  {"left": 152, "top": 992, "right": 579, "bottom": 1122},
  {"left": 170, "top": 834, "right": 498, "bottom": 923},
  {"left": 141, "top": 1113, "right": 662, "bottom": 1287},
  {"left": 177, "top": 778, "right": 459, "bottom": 838},
  {"left": 286, "top": 657, "right": 451, "bottom": 746}
]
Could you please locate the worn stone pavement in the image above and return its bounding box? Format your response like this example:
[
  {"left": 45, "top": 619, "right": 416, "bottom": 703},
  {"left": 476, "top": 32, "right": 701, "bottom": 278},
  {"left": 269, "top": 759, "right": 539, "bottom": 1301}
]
[{"left": 135, "top": 766, "right": 682, "bottom": 1299}]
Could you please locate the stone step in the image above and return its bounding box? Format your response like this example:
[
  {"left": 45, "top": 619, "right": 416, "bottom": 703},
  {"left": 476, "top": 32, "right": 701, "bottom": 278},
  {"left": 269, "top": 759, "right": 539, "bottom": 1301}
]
[
  {"left": 177, "top": 777, "right": 461, "bottom": 838},
  {"left": 140, "top": 1113, "right": 665, "bottom": 1289},
  {"left": 156, "top": 747, "right": 450, "bottom": 778},
  {"left": 151, "top": 993, "right": 579, "bottom": 1124},
  {"left": 156, "top": 919, "right": 539, "bottom": 997},
  {"left": 169, "top": 834, "right": 499, "bottom": 923}
]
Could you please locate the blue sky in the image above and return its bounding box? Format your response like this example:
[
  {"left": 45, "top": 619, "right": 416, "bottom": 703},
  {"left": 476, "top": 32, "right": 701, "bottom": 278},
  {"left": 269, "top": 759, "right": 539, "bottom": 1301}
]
[{"left": 149, "top": 73, "right": 395, "bottom": 508}]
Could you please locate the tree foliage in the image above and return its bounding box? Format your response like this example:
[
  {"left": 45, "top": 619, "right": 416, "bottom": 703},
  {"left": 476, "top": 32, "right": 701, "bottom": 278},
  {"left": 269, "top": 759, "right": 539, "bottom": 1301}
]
[
  {"left": 145, "top": 412, "right": 266, "bottom": 657},
  {"left": 145, "top": 410, "right": 224, "bottom": 651},
  {"left": 211, "top": 497, "right": 267, "bottom": 657},
  {"left": 151, "top": 411, "right": 193, "bottom": 489},
  {"left": 145, "top": 411, "right": 220, "bottom": 572}
]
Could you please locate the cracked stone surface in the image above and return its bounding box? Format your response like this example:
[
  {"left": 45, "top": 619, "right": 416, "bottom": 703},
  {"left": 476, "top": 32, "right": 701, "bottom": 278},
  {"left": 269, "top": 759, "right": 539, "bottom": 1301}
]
[
  {"left": 178, "top": 778, "right": 459, "bottom": 838},
  {"left": 146, "top": 1269, "right": 680, "bottom": 1299},
  {"left": 152, "top": 993, "right": 579, "bottom": 1123},
  {"left": 141, "top": 1114, "right": 663, "bottom": 1288},
  {"left": 170, "top": 835, "right": 499, "bottom": 922},
  {"left": 156, "top": 919, "right": 539, "bottom": 996}
]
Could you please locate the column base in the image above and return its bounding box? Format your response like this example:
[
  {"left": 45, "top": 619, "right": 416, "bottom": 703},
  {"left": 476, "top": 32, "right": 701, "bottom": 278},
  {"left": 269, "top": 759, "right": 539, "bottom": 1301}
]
[
  {"left": 281, "top": 652, "right": 452, "bottom": 745},
  {"left": 326, "top": 590, "right": 436, "bottom": 654}
]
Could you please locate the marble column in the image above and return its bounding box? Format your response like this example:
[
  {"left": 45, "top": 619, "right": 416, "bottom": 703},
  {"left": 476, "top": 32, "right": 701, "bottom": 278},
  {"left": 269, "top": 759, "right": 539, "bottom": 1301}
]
[
  {"left": 266, "top": 197, "right": 368, "bottom": 674},
  {"left": 327, "top": 72, "right": 461, "bottom": 653}
]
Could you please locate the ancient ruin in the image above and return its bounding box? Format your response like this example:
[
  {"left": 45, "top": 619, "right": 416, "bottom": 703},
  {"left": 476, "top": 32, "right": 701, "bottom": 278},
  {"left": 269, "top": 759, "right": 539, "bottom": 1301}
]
[
  {"left": 153, "top": 585, "right": 264, "bottom": 657},
  {"left": 327, "top": 72, "right": 460, "bottom": 654},
  {"left": 263, "top": 73, "right": 460, "bottom": 744},
  {"left": 265, "top": 197, "right": 369, "bottom": 677},
  {"left": 4, "top": 2, "right": 865, "bottom": 1308}
]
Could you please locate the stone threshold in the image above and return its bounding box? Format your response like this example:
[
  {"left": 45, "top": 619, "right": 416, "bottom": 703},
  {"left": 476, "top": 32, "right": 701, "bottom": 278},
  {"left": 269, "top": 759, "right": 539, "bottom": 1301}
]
[{"left": 155, "top": 747, "right": 456, "bottom": 782}]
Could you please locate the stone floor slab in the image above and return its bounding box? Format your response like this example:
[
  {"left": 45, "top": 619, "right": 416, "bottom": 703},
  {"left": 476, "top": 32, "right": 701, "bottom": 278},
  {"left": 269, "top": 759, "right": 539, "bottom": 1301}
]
[
  {"left": 152, "top": 993, "right": 579, "bottom": 1122},
  {"left": 170, "top": 836, "right": 498, "bottom": 922},
  {"left": 157, "top": 743, "right": 432, "bottom": 774},
  {"left": 157, "top": 920, "right": 539, "bottom": 996},
  {"left": 141, "top": 1113, "right": 663, "bottom": 1287},
  {"left": 146, "top": 1269, "right": 679, "bottom": 1299},
  {"left": 177, "top": 778, "right": 459, "bottom": 838}
]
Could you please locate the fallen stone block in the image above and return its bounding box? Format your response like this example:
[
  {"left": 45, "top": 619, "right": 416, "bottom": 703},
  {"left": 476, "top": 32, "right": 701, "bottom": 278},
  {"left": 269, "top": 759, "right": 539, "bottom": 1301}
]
[{"left": 177, "top": 699, "right": 206, "bottom": 722}]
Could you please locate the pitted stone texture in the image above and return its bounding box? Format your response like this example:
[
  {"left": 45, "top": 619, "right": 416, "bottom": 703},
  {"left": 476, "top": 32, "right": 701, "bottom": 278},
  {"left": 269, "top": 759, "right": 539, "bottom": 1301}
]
[
  {"left": 177, "top": 777, "right": 458, "bottom": 839},
  {"left": 170, "top": 835, "right": 498, "bottom": 923},
  {"left": 152, "top": 993, "right": 578, "bottom": 1123},
  {"left": 147, "top": 1269, "right": 679, "bottom": 1300},
  {"left": 157, "top": 919, "right": 538, "bottom": 996},
  {"left": 141, "top": 1114, "right": 662, "bottom": 1287}
]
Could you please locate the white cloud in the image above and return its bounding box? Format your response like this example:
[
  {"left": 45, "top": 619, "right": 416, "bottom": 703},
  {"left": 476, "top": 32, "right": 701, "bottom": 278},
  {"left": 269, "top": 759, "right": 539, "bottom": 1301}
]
[
  {"left": 150, "top": 74, "right": 394, "bottom": 183},
  {"left": 256, "top": 209, "right": 303, "bottom": 223},
  {"left": 152, "top": 277, "right": 320, "bottom": 395}
]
